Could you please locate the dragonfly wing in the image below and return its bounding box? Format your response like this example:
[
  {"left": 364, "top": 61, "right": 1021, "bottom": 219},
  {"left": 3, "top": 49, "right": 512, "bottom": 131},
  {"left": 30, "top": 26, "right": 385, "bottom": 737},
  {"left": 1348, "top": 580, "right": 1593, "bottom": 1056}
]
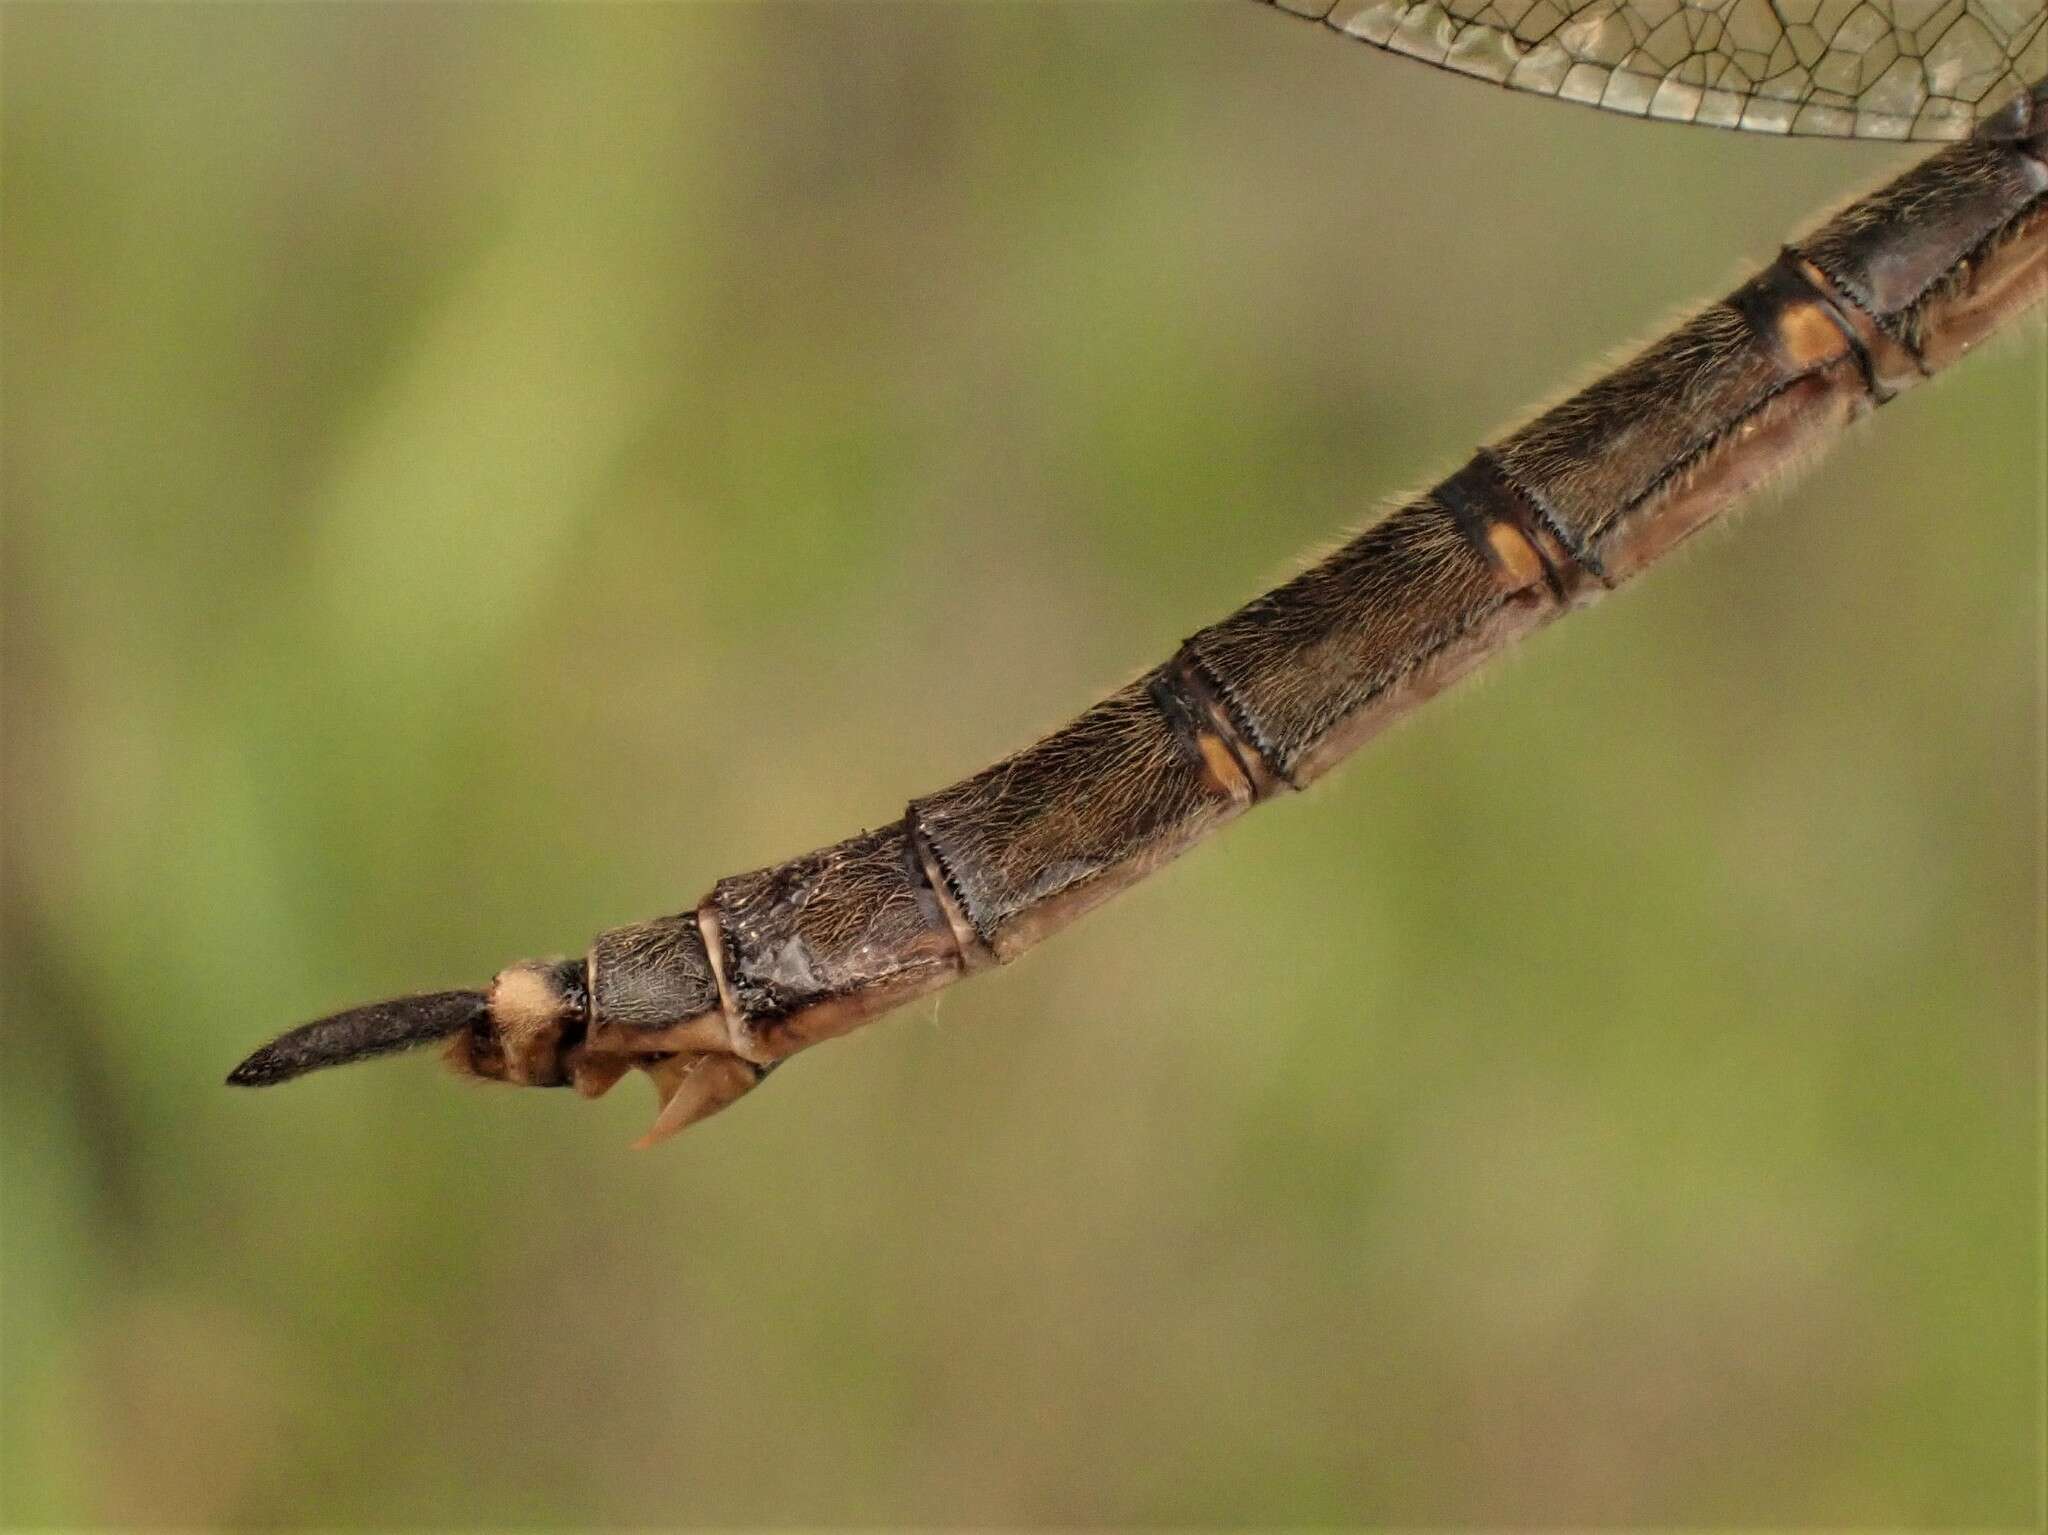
[{"left": 1267, "top": 0, "right": 2046, "bottom": 138}]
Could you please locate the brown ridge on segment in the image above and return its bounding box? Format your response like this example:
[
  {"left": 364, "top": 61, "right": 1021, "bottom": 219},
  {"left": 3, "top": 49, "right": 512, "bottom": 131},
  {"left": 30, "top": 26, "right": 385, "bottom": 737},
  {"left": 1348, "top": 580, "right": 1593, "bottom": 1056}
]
[
  {"left": 1591, "top": 368, "right": 1863, "bottom": 580},
  {"left": 693, "top": 902, "right": 754, "bottom": 1060},
  {"left": 1157, "top": 653, "right": 1275, "bottom": 804},
  {"left": 908, "top": 819, "right": 996, "bottom": 972}
]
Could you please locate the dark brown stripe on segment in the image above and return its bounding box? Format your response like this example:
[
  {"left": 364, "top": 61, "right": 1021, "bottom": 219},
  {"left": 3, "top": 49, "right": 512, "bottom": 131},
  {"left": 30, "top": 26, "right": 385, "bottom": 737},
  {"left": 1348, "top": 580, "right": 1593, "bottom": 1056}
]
[
  {"left": 1434, "top": 451, "right": 1572, "bottom": 601},
  {"left": 1144, "top": 664, "right": 1208, "bottom": 761},
  {"left": 1981, "top": 77, "right": 2047, "bottom": 148},
  {"left": 1729, "top": 252, "right": 1885, "bottom": 400},
  {"left": 1430, "top": 455, "right": 1496, "bottom": 552}
]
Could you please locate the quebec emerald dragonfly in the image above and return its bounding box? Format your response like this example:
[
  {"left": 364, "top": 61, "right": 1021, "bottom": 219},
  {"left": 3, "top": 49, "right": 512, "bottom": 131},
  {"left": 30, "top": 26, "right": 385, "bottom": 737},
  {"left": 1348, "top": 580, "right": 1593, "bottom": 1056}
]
[{"left": 232, "top": 0, "right": 2048, "bottom": 1147}]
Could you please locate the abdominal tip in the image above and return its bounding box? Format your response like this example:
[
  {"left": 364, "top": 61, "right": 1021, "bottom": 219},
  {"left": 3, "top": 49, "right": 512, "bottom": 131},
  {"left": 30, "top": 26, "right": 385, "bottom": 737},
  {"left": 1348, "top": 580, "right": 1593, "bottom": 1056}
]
[
  {"left": 226, "top": 989, "right": 489, "bottom": 1088},
  {"left": 225, "top": 1047, "right": 287, "bottom": 1087}
]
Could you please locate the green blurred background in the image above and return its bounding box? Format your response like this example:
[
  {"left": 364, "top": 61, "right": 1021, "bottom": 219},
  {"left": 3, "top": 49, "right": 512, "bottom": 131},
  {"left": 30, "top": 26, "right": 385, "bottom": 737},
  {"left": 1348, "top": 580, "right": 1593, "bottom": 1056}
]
[{"left": 3, "top": 1, "right": 2042, "bottom": 1525}]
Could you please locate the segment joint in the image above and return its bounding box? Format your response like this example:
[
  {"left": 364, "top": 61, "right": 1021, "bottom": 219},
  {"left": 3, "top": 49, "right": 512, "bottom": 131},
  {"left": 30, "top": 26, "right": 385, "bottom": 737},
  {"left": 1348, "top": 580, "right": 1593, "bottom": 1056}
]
[
  {"left": 1163, "top": 648, "right": 1289, "bottom": 799},
  {"left": 1436, "top": 450, "right": 1608, "bottom": 602}
]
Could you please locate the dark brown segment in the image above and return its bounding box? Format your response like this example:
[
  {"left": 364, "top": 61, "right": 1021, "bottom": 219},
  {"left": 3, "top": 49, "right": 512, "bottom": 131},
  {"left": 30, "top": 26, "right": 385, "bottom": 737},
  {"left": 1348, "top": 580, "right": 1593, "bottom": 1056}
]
[
  {"left": 1901, "top": 195, "right": 2048, "bottom": 374},
  {"left": 1182, "top": 502, "right": 1509, "bottom": 785},
  {"left": 710, "top": 820, "right": 961, "bottom": 1054},
  {"left": 1795, "top": 94, "right": 2048, "bottom": 359},
  {"left": 589, "top": 913, "right": 722, "bottom": 1030},
  {"left": 910, "top": 672, "right": 1246, "bottom": 961},
  {"left": 1492, "top": 304, "right": 1805, "bottom": 562}
]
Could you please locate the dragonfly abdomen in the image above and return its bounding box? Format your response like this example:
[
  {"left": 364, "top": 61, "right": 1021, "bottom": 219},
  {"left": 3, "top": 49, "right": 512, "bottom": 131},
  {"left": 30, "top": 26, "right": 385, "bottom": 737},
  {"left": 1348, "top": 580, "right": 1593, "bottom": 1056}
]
[{"left": 230, "top": 80, "right": 2048, "bottom": 1147}]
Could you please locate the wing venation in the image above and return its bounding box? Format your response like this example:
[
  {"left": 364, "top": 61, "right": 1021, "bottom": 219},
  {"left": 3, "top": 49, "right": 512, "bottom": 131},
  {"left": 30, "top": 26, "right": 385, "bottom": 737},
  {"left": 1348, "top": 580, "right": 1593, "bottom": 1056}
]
[{"left": 1268, "top": 0, "right": 2045, "bottom": 138}]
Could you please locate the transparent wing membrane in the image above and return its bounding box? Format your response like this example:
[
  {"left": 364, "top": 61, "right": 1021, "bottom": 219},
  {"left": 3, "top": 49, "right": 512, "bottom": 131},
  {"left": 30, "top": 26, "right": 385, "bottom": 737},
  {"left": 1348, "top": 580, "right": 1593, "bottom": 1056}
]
[{"left": 1268, "top": 0, "right": 2045, "bottom": 137}]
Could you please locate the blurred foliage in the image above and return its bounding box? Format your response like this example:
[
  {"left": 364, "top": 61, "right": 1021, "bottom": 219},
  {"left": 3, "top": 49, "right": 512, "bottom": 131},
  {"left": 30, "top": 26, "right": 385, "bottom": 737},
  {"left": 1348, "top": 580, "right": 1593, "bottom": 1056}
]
[{"left": 2, "top": 1, "right": 2042, "bottom": 1525}]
